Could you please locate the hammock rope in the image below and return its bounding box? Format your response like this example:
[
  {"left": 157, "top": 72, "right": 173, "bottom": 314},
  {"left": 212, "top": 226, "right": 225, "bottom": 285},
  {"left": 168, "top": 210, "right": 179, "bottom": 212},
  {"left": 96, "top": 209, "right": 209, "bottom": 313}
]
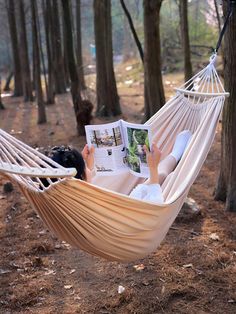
[{"left": 0, "top": 54, "right": 228, "bottom": 262}]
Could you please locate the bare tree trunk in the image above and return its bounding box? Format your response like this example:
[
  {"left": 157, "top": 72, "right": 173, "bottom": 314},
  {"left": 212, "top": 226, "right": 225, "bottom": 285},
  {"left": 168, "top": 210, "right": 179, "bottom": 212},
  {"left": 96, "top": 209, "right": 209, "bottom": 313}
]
[
  {"left": 31, "top": 0, "right": 47, "bottom": 124},
  {"left": 61, "top": 0, "right": 93, "bottom": 135},
  {"left": 120, "top": 0, "right": 144, "bottom": 63},
  {"left": 179, "top": 0, "right": 193, "bottom": 82},
  {"left": 6, "top": 0, "right": 23, "bottom": 96},
  {"left": 17, "top": 0, "right": 34, "bottom": 102},
  {"left": 76, "top": 0, "right": 86, "bottom": 90},
  {"left": 0, "top": 78, "right": 5, "bottom": 110},
  {"left": 214, "top": 2, "right": 236, "bottom": 212},
  {"left": 3, "top": 71, "right": 13, "bottom": 91},
  {"left": 42, "top": 0, "right": 55, "bottom": 104},
  {"left": 51, "top": 0, "right": 66, "bottom": 94},
  {"left": 143, "top": 0, "right": 165, "bottom": 121},
  {"left": 94, "top": 0, "right": 121, "bottom": 116}
]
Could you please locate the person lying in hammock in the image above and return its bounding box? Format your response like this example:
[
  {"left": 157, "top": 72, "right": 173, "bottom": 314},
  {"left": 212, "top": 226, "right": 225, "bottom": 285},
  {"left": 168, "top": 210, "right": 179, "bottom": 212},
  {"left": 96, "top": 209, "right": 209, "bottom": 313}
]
[
  {"left": 129, "top": 130, "right": 192, "bottom": 203},
  {"left": 46, "top": 130, "right": 191, "bottom": 203}
]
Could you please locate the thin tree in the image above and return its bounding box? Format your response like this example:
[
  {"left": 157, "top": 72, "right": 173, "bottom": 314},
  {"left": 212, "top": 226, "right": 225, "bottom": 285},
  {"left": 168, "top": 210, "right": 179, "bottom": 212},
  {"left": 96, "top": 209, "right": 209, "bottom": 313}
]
[
  {"left": 0, "top": 77, "right": 5, "bottom": 110},
  {"left": 120, "top": 0, "right": 144, "bottom": 63},
  {"left": 42, "top": 0, "right": 55, "bottom": 104},
  {"left": 214, "top": 2, "right": 236, "bottom": 212},
  {"left": 179, "top": 0, "right": 193, "bottom": 82},
  {"left": 94, "top": 0, "right": 121, "bottom": 116},
  {"left": 61, "top": 0, "right": 93, "bottom": 135},
  {"left": 76, "top": 0, "right": 86, "bottom": 90},
  {"left": 143, "top": 0, "right": 165, "bottom": 120},
  {"left": 31, "top": 0, "right": 47, "bottom": 124},
  {"left": 17, "top": 0, "right": 33, "bottom": 102},
  {"left": 6, "top": 0, "right": 23, "bottom": 96},
  {"left": 3, "top": 71, "right": 13, "bottom": 91},
  {"left": 51, "top": 0, "right": 66, "bottom": 94}
]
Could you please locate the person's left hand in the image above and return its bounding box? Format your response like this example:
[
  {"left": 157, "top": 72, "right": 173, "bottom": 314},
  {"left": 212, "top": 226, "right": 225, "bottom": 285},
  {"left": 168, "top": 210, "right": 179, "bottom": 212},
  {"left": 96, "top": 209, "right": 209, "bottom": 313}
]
[
  {"left": 144, "top": 143, "right": 162, "bottom": 170},
  {"left": 82, "top": 144, "right": 95, "bottom": 170}
]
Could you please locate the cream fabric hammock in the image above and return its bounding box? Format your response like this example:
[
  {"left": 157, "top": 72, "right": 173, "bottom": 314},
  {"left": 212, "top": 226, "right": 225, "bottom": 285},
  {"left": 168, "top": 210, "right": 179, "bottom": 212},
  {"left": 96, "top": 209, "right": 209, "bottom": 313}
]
[{"left": 0, "top": 54, "right": 228, "bottom": 262}]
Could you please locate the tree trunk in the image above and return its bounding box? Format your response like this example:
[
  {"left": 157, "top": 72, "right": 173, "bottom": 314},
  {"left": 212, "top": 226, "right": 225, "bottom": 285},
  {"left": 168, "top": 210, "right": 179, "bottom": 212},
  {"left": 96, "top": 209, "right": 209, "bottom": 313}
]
[
  {"left": 143, "top": 0, "right": 165, "bottom": 121},
  {"left": 17, "top": 0, "right": 34, "bottom": 102},
  {"left": 179, "top": 0, "right": 193, "bottom": 82},
  {"left": 0, "top": 78, "right": 5, "bottom": 110},
  {"left": 214, "top": 2, "right": 236, "bottom": 212},
  {"left": 6, "top": 0, "right": 23, "bottom": 96},
  {"left": 51, "top": 0, "right": 66, "bottom": 94},
  {"left": 120, "top": 0, "right": 144, "bottom": 63},
  {"left": 3, "top": 71, "right": 13, "bottom": 91},
  {"left": 31, "top": 0, "right": 47, "bottom": 124},
  {"left": 94, "top": 0, "right": 121, "bottom": 116},
  {"left": 61, "top": 0, "right": 90, "bottom": 135},
  {"left": 42, "top": 0, "right": 55, "bottom": 104},
  {"left": 76, "top": 0, "right": 86, "bottom": 90}
]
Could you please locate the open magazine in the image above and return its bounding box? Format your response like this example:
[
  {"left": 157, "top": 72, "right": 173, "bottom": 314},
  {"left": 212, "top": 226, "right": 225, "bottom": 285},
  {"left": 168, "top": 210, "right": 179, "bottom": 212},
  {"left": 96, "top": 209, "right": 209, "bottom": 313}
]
[{"left": 85, "top": 120, "right": 152, "bottom": 178}]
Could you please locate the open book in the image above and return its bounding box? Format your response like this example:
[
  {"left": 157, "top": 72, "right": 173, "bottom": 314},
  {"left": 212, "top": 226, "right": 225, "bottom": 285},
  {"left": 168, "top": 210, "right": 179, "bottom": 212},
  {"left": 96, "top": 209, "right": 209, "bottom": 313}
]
[{"left": 85, "top": 120, "right": 152, "bottom": 177}]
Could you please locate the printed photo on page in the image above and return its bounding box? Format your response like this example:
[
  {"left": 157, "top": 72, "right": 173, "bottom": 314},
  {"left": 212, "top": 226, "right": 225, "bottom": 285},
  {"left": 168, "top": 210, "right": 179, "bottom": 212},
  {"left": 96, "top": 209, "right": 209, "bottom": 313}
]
[
  {"left": 121, "top": 121, "right": 152, "bottom": 178},
  {"left": 85, "top": 121, "right": 127, "bottom": 175}
]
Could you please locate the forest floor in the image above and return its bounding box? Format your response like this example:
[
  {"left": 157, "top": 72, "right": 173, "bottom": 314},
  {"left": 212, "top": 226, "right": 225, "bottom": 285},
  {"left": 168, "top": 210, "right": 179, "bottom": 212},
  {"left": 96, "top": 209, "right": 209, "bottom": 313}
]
[{"left": 0, "top": 62, "right": 236, "bottom": 314}]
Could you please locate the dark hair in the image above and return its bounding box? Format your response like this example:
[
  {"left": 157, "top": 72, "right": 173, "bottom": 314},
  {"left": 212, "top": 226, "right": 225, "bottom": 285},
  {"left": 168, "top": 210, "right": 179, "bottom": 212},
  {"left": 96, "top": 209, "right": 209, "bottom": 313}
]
[
  {"left": 40, "top": 146, "right": 86, "bottom": 188},
  {"left": 50, "top": 146, "right": 86, "bottom": 180}
]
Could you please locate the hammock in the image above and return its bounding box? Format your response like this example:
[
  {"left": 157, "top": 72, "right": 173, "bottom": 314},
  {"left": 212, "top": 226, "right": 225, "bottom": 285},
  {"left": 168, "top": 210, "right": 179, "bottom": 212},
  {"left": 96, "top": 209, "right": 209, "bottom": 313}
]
[{"left": 0, "top": 54, "right": 228, "bottom": 262}]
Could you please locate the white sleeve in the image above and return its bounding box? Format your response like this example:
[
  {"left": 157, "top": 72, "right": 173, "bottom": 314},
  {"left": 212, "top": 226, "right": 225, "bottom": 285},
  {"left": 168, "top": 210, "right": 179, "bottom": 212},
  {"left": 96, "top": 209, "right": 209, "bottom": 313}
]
[{"left": 129, "top": 183, "right": 164, "bottom": 203}]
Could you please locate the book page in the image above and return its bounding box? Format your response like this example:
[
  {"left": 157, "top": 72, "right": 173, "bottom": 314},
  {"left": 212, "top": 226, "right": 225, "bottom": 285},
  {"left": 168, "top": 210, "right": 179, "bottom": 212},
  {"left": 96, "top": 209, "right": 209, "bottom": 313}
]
[
  {"left": 121, "top": 121, "right": 152, "bottom": 178},
  {"left": 85, "top": 121, "right": 127, "bottom": 175}
]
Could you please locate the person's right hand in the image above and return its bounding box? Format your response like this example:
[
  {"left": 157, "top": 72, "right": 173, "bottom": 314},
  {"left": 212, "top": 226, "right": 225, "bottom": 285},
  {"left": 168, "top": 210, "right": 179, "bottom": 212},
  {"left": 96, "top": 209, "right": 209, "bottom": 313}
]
[
  {"left": 82, "top": 144, "right": 95, "bottom": 171},
  {"left": 144, "top": 143, "right": 162, "bottom": 170}
]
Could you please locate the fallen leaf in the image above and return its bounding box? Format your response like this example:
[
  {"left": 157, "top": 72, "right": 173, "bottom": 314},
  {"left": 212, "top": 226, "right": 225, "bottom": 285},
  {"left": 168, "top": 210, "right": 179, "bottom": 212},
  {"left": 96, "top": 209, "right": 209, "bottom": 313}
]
[
  {"left": 0, "top": 269, "right": 11, "bottom": 275},
  {"left": 209, "top": 233, "right": 220, "bottom": 241},
  {"left": 133, "top": 263, "right": 145, "bottom": 271},
  {"left": 64, "top": 285, "right": 73, "bottom": 290},
  {"left": 118, "top": 285, "right": 125, "bottom": 294},
  {"left": 69, "top": 269, "right": 76, "bottom": 274},
  {"left": 161, "top": 286, "right": 165, "bottom": 294},
  {"left": 44, "top": 269, "right": 56, "bottom": 276},
  {"left": 183, "top": 263, "right": 193, "bottom": 268}
]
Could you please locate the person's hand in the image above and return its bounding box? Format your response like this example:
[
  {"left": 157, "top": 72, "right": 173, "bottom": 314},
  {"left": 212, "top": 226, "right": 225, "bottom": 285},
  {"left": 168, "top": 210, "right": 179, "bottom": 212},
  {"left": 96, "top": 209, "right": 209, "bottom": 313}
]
[
  {"left": 144, "top": 143, "right": 161, "bottom": 170},
  {"left": 82, "top": 144, "right": 95, "bottom": 170}
]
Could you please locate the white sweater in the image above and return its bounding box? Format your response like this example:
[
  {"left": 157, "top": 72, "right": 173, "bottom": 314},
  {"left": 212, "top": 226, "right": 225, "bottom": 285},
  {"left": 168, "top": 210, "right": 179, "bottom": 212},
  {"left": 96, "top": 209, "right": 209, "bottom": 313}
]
[{"left": 129, "top": 183, "right": 164, "bottom": 203}]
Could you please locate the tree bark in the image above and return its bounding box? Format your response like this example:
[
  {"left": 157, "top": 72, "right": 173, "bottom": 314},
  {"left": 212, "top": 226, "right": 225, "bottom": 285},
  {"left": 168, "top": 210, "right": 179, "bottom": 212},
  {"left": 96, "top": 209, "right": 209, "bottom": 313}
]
[
  {"left": 31, "top": 0, "right": 47, "bottom": 124},
  {"left": 143, "top": 0, "right": 165, "bottom": 121},
  {"left": 120, "top": 0, "right": 144, "bottom": 63},
  {"left": 76, "top": 0, "right": 86, "bottom": 90},
  {"left": 17, "top": 0, "right": 34, "bottom": 102},
  {"left": 42, "top": 0, "right": 55, "bottom": 104},
  {"left": 3, "top": 71, "right": 13, "bottom": 91},
  {"left": 51, "top": 0, "right": 66, "bottom": 94},
  {"left": 6, "top": 0, "right": 23, "bottom": 96},
  {"left": 214, "top": 1, "right": 236, "bottom": 212},
  {"left": 0, "top": 78, "right": 5, "bottom": 110},
  {"left": 94, "top": 0, "right": 121, "bottom": 116},
  {"left": 61, "top": 0, "right": 91, "bottom": 135},
  {"left": 179, "top": 0, "right": 193, "bottom": 82}
]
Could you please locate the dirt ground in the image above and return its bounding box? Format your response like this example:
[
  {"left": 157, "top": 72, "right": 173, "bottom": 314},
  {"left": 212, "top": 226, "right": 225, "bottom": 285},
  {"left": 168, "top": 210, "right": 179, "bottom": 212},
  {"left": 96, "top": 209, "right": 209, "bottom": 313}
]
[{"left": 0, "top": 71, "right": 236, "bottom": 314}]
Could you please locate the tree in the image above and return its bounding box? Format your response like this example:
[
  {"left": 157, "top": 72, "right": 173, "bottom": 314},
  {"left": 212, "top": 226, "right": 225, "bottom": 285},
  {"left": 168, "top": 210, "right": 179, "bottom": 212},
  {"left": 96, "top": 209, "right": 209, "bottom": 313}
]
[
  {"left": 6, "top": 0, "right": 23, "bottom": 96},
  {"left": 76, "top": 0, "right": 86, "bottom": 90},
  {"left": 120, "top": 0, "right": 144, "bottom": 63},
  {"left": 179, "top": 0, "right": 193, "bottom": 82},
  {"left": 42, "top": 0, "right": 55, "bottom": 104},
  {"left": 143, "top": 0, "right": 165, "bottom": 121},
  {"left": 0, "top": 77, "right": 5, "bottom": 110},
  {"left": 31, "top": 0, "right": 46, "bottom": 124},
  {"left": 17, "top": 0, "right": 33, "bottom": 102},
  {"left": 61, "top": 0, "right": 93, "bottom": 135},
  {"left": 94, "top": 0, "right": 121, "bottom": 116},
  {"left": 214, "top": 2, "right": 236, "bottom": 212},
  {"left": 51, "top": 0, "right": 66, "bottom": 94}
]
